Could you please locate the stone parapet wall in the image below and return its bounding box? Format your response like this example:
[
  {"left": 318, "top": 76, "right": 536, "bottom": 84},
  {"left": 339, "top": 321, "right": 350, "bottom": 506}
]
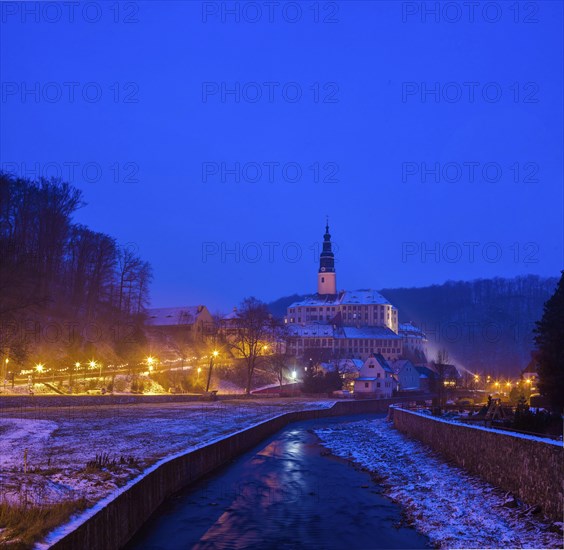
[{"left": 392, "top": 407, "right": 563, "bottom": 521}]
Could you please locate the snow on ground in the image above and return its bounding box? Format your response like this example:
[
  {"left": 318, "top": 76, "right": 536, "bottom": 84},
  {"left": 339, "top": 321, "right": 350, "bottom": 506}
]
[
  {"left": 315, "top": 418, "right": 562, "bottom": 550},
  {"left": 0, "top": 398, "right": 336, "bottom": 513}
]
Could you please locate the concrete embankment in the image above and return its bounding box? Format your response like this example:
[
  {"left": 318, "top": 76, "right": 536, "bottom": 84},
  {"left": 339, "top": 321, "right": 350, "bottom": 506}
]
[
  {"left": 391, "top": 407, "right": 563, "bottom": 521},
  {"left": 46, "top": 397, "right": 415, "bottom": 549}
]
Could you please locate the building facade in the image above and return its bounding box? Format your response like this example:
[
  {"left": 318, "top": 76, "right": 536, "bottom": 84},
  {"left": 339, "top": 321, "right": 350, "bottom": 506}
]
[
  {"left": 354, "top": 354, "right": 394, "bottom": 398},
  {"left": 285, "top": 223, "right": 404, "bottom": 362}
]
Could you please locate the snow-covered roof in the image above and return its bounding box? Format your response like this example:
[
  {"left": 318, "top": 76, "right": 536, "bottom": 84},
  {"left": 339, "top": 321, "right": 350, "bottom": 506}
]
[
  {"left": 364, "top": 354, "right": 394, "bottom": 374},
  {"left": 399, "top": 322, "right": 423, "bottom": 333},
  {"left": 146, "top": 306, "right": 206, "bottom": 327},
  {"left": 287, "top": 323, "right": 334, "bottom": 337},
  {"left": 288, "top": 289, "right": 392, "bottom": 308},
  {"left": 390, "top": 359, "right": 414, "bottom": 374},
  {"left": 415, "top": 365, "right": 436, "bottom": 379},
  {"left": 338, "top": 326, "right": 401, "bottom": 340},
  {"left": 399, "top": 323, "right": 427, "bottom": 340},
  {"left": 222, "top": 309, "right": 238, "bottom": 320},
  {"left": 522, "top": 362, "right": 538, "bottom": 374},
  {"left": 286, "top": 323, "right": 400, "bottom": 340},
  {"left": 338, "top": 358, "right": 364, "bottom": 369}
]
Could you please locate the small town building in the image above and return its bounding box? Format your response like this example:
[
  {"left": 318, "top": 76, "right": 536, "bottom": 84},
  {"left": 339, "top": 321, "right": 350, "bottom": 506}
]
[
  {"left": 415, "top": 365, "right": 437, "bottom": 393},
  {"left": 391, "top": 359, "right": 420, "bottom": 391},
  {"left": 354, "top": 354, "right": 394, "bottom": 398},
  {"left": 146, "top": 305, "right": 214, "bottom": 338}
]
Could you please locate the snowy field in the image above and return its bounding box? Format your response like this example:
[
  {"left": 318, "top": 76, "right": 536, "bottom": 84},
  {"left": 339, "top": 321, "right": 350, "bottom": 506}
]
[
  {"left": 315, "top": 418, "right": 563, "bottom": 549},
  {"left": 0, "top": 398, "right": 334, "bottom": 545}
]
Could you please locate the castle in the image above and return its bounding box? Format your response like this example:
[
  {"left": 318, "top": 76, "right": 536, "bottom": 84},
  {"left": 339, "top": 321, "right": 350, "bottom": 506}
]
[{"left": 284, "top": 223, "right": 426, "bottom": 362}]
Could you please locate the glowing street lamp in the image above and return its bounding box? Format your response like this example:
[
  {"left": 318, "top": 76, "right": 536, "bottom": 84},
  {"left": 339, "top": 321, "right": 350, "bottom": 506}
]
[
  {"left": 2, "top": 358, "right": 8, "bottom": 389},
  {"left": 35, "top": 363, "right": 44, "bottom": 373},
  {"left": 147, "top": 356, "right": 155, "bottom": 373},
  {"left": 89, "top": 360, "right": 103, "bottom": 379},
  {"left": 206, "top": 351, "right": 219, "bottom": 393}
]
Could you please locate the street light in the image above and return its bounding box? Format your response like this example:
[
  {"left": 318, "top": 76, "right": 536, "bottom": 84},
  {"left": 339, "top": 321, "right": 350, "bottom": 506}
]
[
  {"left": 206, "top": 350, "right": 219, "bottom": 393},
  {"left": 146, "top": 356, "right": 155, "bottom": 375}
]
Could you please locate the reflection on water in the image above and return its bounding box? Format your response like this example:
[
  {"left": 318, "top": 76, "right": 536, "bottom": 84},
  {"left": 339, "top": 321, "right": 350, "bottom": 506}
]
[{"left": 127, "top": 416, "right": 429, "bottom": 550}]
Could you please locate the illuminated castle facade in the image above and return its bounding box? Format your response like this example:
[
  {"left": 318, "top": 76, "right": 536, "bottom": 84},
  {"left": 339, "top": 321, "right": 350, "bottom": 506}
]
[{"left": 285, "top": 223, "right": 425, "bottom": 362}]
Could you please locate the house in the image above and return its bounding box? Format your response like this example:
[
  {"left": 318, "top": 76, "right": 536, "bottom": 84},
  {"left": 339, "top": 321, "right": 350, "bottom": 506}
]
[
  {"left": 390, "top": 359, "right": 420, "bottom": 391},
  {"left": 398, "top": 322, "right": 427, "bottom": 362},
  {"left": 415, "top": 365, "right": 437, "bottom": 393},
  {"left": 439, "top": 364, "right": 462, "bottom": 388},
  {"left": 354, "top": 354, "right": 394, "bottom": 398},
  {"left": 146, "top": 305, "right": 215, "bottom": 338},
  {"left": 522, "top": 352, "right": 540, "bottom": 391}
]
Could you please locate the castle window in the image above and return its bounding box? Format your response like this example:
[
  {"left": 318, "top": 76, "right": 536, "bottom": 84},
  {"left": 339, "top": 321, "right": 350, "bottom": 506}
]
[{"left": 321, "top": 277, "right": 325, "bottom": 283}]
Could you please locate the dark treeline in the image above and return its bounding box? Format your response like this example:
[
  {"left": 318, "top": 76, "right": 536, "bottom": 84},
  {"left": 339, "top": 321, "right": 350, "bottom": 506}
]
[
  {"left": 381, "top": 276, "right": 558, "bottom": 375},
  {"left": 268, "top": 275, "right": 558, "bottom": 376},
  {"left": 0, "top": 172, "right": 152, "bottom": 368}
]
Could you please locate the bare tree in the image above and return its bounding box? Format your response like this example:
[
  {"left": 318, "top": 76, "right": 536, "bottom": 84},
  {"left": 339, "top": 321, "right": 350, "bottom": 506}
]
[{"left": 227, "top": 297, "right": 273, "bottom": 394}]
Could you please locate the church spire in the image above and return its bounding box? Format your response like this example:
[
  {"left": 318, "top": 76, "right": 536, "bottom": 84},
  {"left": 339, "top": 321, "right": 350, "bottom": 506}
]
[{"left": 318, "top": 219, "right": 337, "bottom": 295}]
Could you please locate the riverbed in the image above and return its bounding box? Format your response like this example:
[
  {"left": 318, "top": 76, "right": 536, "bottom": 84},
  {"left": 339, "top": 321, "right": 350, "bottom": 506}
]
[{"left": 127, "top": 415, "right": 429, "bottom": 549}]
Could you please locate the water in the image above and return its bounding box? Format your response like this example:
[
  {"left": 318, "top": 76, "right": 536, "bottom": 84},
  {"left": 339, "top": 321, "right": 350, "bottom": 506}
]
[{"left": 126, "top": 414, "right": 429, "bottom": 549}]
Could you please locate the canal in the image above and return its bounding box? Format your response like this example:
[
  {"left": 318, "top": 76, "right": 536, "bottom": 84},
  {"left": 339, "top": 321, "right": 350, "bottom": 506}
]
[{"left": 126, "top": 414, "right": 429, "bottom": 549}]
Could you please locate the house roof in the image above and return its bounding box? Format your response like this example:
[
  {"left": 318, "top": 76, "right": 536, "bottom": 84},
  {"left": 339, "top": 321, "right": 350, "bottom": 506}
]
[
  {"left": 390, "top": 359, "right": 415, "bottom": 374},
  {"left": 146, "top": 306, "right": 207, "bottom": 327},
  {"left": 399, "top": 322, "right": 425, "bottom": 335},
  {"left": 337, "top": 326, "right": 401, "bottom": 340},
  {"left": 522, "top": 362, "right": 538, "bottom": 374},
  {"left": 286, "top": 323, "right": 400, "bottom": 341},
  {"left": 415, "top": 365, "right": 436, "bottom": 379},
  {"left": 364, "top": 353, "right": 394, "bottom": 374},
  {"left": 441, "top": 364, "right": 462, "bottom": 379},
  {"left": 287, "top": 323, "right": 334, "bottom": 337},
  {"left": 288, "top": 289, "right": 393, "bottom": 309},
  {"left": 338, "top": 358, "right": 364, "bottom": 369}
]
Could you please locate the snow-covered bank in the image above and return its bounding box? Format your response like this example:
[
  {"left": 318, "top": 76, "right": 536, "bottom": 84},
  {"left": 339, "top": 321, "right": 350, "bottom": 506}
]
[
  {"left": 0, "top": 398, "right": 336, "bottom": 547},
  {"left": 315, "top": 418, "right": 562, "bottom": 549}
]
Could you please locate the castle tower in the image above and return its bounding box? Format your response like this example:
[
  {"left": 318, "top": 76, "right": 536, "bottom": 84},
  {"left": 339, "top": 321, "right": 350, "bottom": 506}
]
[{"left": 318, "top": 221, "right": 337, "bottom": 295}]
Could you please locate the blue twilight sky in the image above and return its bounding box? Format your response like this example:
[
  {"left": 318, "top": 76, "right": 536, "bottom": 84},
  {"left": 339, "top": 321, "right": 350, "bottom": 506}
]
[{"left": 1, "top": 1, "right": 562, "bottom": 312}]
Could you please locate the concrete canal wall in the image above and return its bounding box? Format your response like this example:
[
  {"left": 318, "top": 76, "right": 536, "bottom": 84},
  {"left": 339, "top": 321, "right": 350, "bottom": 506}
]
[
  {"left": 47, "top": 397, "right": 409, "bottom": 549},
  {"left": 391, "top": 407, "right": 563, "bottom": 521}
]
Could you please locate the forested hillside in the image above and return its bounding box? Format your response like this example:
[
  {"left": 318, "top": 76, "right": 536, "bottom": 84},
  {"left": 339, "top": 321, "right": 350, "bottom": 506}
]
[
  {"left": 268, "top": 276, "right": 559, "bottom": 376},
  {"left": 0, "top": 173, "right": 152, "bottom": 367}
]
